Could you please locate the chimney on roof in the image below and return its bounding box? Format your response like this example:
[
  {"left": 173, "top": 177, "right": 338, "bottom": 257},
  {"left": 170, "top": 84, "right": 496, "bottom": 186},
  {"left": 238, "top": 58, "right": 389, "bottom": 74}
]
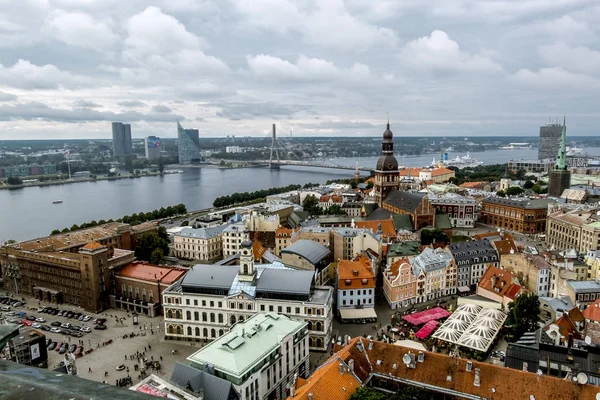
[
  {"left": 290, "top": 373, "right": 297, "bottom": 397},
  {"left": 473, "top": 368, "right": 481, "bottom": 387},
  {"left": 308, "top": 394, "right": 313, "bottom": 400},
  {"left": 348, "top": 359, "right": 355, "bottom": 373},
  {"left": 338, "top": 362, "right": 344, "bottom": 375}
]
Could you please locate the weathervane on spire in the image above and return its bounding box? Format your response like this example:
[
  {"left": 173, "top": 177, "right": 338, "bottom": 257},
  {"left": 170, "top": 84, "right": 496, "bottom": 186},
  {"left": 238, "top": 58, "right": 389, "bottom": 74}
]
[{"left": 386, "top": 112, "right": 390, "bottom": 128}]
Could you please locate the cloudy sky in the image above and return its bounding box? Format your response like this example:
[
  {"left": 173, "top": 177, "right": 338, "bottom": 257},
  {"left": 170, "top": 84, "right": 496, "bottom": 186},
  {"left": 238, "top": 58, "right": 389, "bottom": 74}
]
[{"left": 0, "top": 0, "right": 599, "bottom": 139}]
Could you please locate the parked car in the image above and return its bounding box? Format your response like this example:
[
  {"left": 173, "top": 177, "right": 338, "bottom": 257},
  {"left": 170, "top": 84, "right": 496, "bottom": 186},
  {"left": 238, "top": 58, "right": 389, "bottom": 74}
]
[
  {"left": 73, "top": 346, "right": 83, "bottom": 357},
  {"left": 40, "top": 325, "right": 50, "bottom": 331},
  {"left": 66, "top": 312, "right": 74, "bottom": 319},
  {"left": 81, "top": 326, "right": 91, "bottom": 333},
  {"left": 83, "top": 315, "right": 91, "bottom": 322},
  {"left": 51, "top": 321, "right": 61, "bottom": 327},
  {"left": 55, "top": 342, "right": 63, "bottom": 352},
  {"left": 69, "top": 344, "right": 77, "bottom": 353},
  {"left": 78, "top": 315, "right": 85, "bottom": 321},
  {"left": 5, "top": 311, "right": 15, "bottom": 316},
  {"left": 1, "top": 306, "right": 11, "bottom": 312},
  {"left": 60, "top": 322, "right": 71, "bottom": 329},
  {"left": 32, "top": 323, "right": 41, "bottom": 329},
  {"left": 26, "top": 315, "right": 37, "bottom": 321},
  {"left": 51, "top": 309, "right": 59, "bottom": 315},
  {"left": 59, "top": 343, "right": 67, "bottom": 354},
  {"left": 94, "top": 318, "right": 107, "bottom": 325},
  {"left": 47, "top": 342, "right": 57, "bottom": 351},
  {"left": 50, "top": 328, "right": 61, "bottom": 333},
  {"left": 35, "top": 317, "right": 46, "bottom": 323},
  {"left": 57, "top": 311, "right": 65, "bottom": 317},
  {"left": 94, "top": 324, "right": 107, "bottom": 330},
  {"left": 46, "top": 338, "right": 52, "bottom": 347}
]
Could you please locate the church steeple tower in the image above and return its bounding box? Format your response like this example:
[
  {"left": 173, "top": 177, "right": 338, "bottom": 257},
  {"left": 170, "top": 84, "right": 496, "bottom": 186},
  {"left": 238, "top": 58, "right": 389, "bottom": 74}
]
[
  {"left": 374, "top": 120, "right": 400, "bottom": 207},
  {"left": 238, "top": 240, "right": 255, "bottom": 282},
  {"left": 548, "top": 116, "right": 571, "bottom": 197},
  {"left": 554, "top": 117, "right": 568, "bottom": 171}
]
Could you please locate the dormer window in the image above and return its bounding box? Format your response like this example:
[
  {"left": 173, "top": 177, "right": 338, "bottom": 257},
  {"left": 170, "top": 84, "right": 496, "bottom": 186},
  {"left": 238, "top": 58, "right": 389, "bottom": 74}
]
[{"left": 345, "top": 279, "right": 351, "bottom": 286}]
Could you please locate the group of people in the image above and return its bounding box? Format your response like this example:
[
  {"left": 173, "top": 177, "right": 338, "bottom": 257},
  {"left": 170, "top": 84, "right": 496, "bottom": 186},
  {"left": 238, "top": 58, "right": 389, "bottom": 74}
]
[{"left": 116, "top": 377, "right": 132, "bottom": 387}]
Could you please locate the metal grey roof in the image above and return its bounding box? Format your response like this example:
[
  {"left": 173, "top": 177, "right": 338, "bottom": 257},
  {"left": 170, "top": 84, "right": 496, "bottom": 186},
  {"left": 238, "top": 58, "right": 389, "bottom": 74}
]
[
  {"left": 176, "top": 225, "right": 228, "bottom": 240},
  {"left": 383, "top": 190, "right": 426, "bottom": 214},
  {"left": 412, "top": 247, "right": 453, "bottom": 276},
  {"left": 449, "top": 240, "right": 499, "bottom": 264},
  {"left": 483, "top": 197, "right": 551, "bottom": 209},
  {"left": 256, "top": 268, "right": 314, "bottom": 296},
  {"left": 567, "top": 280, "right": 600, "bottom": 293},
  {"left": 170, "top": 362, "right": 239, "bottom": 400},
  {"left": 281, "top": 239, "right": 330, "bottom": 265},
  {"left": 182, "top": 265, "right": 239, "bottom": 290}
]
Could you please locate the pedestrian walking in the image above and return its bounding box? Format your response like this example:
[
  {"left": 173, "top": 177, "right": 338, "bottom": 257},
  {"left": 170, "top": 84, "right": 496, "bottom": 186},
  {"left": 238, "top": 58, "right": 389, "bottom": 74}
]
[{"left": 89, "top": 367, "right": 92, "bottom": 373}]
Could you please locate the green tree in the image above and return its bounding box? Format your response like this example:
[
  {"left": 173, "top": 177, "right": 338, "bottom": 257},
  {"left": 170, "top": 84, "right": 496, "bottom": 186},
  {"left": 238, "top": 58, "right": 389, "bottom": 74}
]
[
  {"left": 135, "top": 231, "right": 169, "bottom": 262},
  {"left": 421, "top": 228, "right": 450, "bottom": 245},
  {"left": 324, "top": 204, "right": 345, "bottom": 215},
  {"left": 496, "top": 190, "right": 506, "bottom": 197},
  {"left": 349, "top": 387, "right": 387, "bottom": 400},
  {"left": 70, "top": 224, "right": 79, "bottom": 231},
  {"left": 507, "top": 292, "right": 541, "bottom": 339},
  {"left": 158, "top": 157, "right": 165, "bottom": 173},
  {"left": 302, "top": 194, "right": 320, "bottom": 215},
  {"left": 505, "top": 186, "right": 525, "bottom": 196},
  {"left": 150, "top": 248, "right": 164, "bottom": 265},
  {"left": 6, "top": 176, "right": 23, "bottom": 185},
  {"left": 50, "top": 229, "right": 61, "bottom": 235},
  {"left": 523, "top": 180, "right": 534, "bottom": 189}
]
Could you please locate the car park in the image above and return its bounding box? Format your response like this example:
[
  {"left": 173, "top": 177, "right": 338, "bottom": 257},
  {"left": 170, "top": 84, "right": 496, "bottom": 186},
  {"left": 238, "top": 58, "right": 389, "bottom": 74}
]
[
  {"left": 51, "top": 321, "right": 61, "bottom": 327},
  {"left": 32, "top": 323, "right": 41, "bottom": 329},
  {"left": 35, "top": 317, "right": 46, "bottom": 323},
  {"left": 83, "top": 315, "right": 91, "bottom": 322},
  {"left": 68, "top": 344, "right": 77, "bottom": 353},
  {"left": 26, "top": 315, "right": 36, "bottom": 321},
  {"left": 40, "top": 325, "right": 50, "bottom": 331},
  {"left": 50, "top": 327, "right": 61, "bottom": 333},
  {"left": 55, "top": 342, "right": 62, "bottom": 352},
  {"left": 60, "top": 322, "right": 71, "bottom": 329},
  {"left": 47, "top": 342, "right": 57, "bottom": 351},
  {"left": 94, "top": 324, "right": 107, "bottom": 330},
  {"left": 73, "top": 346, "right": 83, "bottom": 357},
  {"left": 59, "top": 343, "right": 67, "bottom": 354}
]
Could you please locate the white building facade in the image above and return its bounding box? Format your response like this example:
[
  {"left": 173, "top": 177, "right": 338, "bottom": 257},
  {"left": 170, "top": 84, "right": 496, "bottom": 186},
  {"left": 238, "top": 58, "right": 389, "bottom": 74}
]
[
  {"left": 163, "top": 242, "right": 333, "bottom": 352},
  {"left": 172, "top": 225, "right": 227, "bottom": 261},
  {"left": 222, "top": 223, "right": 248, "bottom": 257}
]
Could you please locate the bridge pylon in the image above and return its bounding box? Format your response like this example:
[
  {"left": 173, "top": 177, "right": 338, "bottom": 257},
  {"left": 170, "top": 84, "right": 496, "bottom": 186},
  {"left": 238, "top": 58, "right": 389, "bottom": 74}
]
[{"left": 269, "top": 123, "right": 281, "bottom": 169}]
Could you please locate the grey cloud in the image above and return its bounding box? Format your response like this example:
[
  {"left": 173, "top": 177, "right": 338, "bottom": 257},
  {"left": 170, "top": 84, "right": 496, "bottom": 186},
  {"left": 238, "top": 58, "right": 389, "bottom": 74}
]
[
  {"left": 151, "top": 104, "right": 172, "bottom": 113},
  {"left": 0, "top": 91, "right": 17, "bottom": 102},
  {"left": 298, "top": 120, "right": 378, "bottom": 129},
  {"left": 118, "top": 100, "right": 147, "bottom": 107},
  {"left": 72, "top": 100, "right": 103, "bottom": 108},
  {"left": 215, "top": 102, "right": 311, "bottom": 120},
  {"left": 0, "top": 102, "right": 185, "bottom": 123}
]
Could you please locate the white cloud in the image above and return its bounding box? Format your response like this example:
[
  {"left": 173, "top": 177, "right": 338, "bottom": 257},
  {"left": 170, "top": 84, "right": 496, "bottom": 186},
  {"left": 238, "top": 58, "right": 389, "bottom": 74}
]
[
  {"left": 0, "top": 91, "right": 17, "bottom": 102},
  {"left": 247, "top": 54, "right": 371, "bottom": 82},
  {"left": 539, "top": 42, "right": 600, "bottom": 76},
  {"left": 511, "top": 67, "right": 600, "bottom": 90},
  {"left": 399, "top": 30, "right": 504, "bottom": 74},
  {"left": 44, "top": 10, "right": 119, "bottom": 50},
  {"left": 235, "top": 0, "right": 398, "bottom": 50},
  {"left": 0, "top": 59, "right": 88, "bottom": 89}
]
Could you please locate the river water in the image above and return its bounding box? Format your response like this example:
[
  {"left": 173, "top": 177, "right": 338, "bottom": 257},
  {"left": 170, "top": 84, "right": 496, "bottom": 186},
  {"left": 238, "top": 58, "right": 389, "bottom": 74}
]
[{"left": 2, "top": 147, "right": 599, "bottom": 242}]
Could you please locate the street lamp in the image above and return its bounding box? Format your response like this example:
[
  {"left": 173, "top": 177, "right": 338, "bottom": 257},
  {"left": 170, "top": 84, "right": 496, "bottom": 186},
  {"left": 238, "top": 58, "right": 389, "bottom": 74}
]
[{"left": 132, "top": 311, "right": 139, "bottom": 326}]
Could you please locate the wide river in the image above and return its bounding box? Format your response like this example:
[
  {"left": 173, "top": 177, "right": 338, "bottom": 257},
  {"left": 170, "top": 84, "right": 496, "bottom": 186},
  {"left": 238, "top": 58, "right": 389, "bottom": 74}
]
[{"left": 2, "top": 147, "right": 599, "bottom": 242}]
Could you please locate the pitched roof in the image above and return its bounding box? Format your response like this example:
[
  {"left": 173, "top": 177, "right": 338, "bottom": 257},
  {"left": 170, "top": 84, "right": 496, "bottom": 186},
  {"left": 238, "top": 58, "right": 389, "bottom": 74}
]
[
  {"left": 434, "top": 213, "right": 452, "bottom": 229},
  {"left": 478, "top": 266, "right": 520, "bottom": 299},
  {"left": 412, "top": 247, "right": 453, "bottom": 276},
  {"left": 289, "top": 356, "right": 361, "bottom": 400},
  {"left": 176, "top": 225, "right": 228, "bottom": 240},
  {"left": 361, "top": 203, "right": 378, "bottom": 217},
  {"left": 583, "top": 299, "right": 600, "bottom": 322},
  {"left": 364, "top": 207, "right": 392, "bottom": 221},
  {"left": 81, "top": 241, "right": 105, "bottom": 250},
  {"left": 431, "top": 168, "right": 455, "bottom": 177},
  {"left": 338, "top": 256, "right": 375, "bottom": 289},
  {"left": 383, "top": 190, "right": 427, "bottom": 214},
  {"left": 482, "top": 197, "right": 550, "bottom": 209},
  {"left": 354, "top": 220, "right": 396, "bottom": 238},
  {"left": 492, "top": 239, "right": 518, "bottom": 255},
  {"left": 554, "top": 313, "right": 582, "bottom": 340},
  {"left": 460, "top": 181, "right": 486, "bottom": 188},
  {"left": 449, "top": 239, "right": 499, "bottom": 264},
  {"left": 170, "top": 362, "right": 238, "bottom": 400},
  {"left": 281, "top": 239, "right": 330, "bottom": 265},
  {"left": 387, "top": 241, "right": 421, "bottom": 258}
]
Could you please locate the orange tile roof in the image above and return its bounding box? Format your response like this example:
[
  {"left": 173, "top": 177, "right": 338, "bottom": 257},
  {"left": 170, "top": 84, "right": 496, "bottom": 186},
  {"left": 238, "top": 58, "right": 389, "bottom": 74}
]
[
  {"left": 338, "top": 256, "right": 375, "bottom": 289},
  {"left": 493, "top": 239, "right": 518, "bottom": 255},
  {"left": 569, "top": 307, "right": 585, "bottom": 323},
  {"left": 399, "top": 168, "right": 422, "bottom": 177},
  {"left": 473, "top": 231, "right": 515, "bottom": 240},
  {"left": 431, "top": 168, "right": 455, "bottom": 177},
  {"left": 354, "top": 219, "right": 396, "bottom": 238},
  {"left": 460, "top": 181, "right": 486, "bottom": 188},
  {"left": 117, "top": 262, "right": 186, "bottom": 284},
  {"left": 81, "top": 241, "right": 105, "bottom": 250},
  {"left": 478, "top": 266, "right": 520, "bottom": 299},
  {"left": 275, "top": 227, "right": 294, "bottom": 237},
  {"left": 554, "top": 313, "right": 582, "bottom": 340},
  {"left": 583, "top": 300, "right": 600, "bottom": 322},
  {"left": 388, "top": 258, "right": 411, "bottom": 278},
  {"left": 331, "top": 339, "right": 600, "bottom": 400},
  {"left": 252, "top": 240, "right": 267, "bottom": 261},
  {"left": 289, "top": 355, "right": 361, "bottom": 400},
  {"left": 320, "top": 194, "right": 343, "bottom": 203}
]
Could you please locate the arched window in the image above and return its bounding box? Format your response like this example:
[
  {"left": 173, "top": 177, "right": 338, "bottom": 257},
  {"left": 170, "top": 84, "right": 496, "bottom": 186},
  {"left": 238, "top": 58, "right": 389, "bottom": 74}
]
[
  {"left": 176, "top": 326, "right": 183, "bottom": 335},
  {"left": 308, "top": 321, "right": 313, "bottom": 330},
  {"left": 211, "top": 328, "right": 216, "bottom": 338},
  {"left": 238, "top": 315, "right": 244, "bottom": 322},
  {"left": 210, "top": 313, "right": 215, "bottom": 323},
  {"left": 203, "top": 328, "right": 208, "bottom": 337},
  {"left": 168, "top": 326, "right": 174, "bottom": 334},
  {"left": 219, "top": 329, "right": 224, "bottom": 336},
  {"left": 186, "top": 311, "right": 191, "bottom": 320},
  {"left": 187, "top": 326, "right": 192, "bottom": 336},
  {"left": 202, "top": 312, "right": 207, "bottom": 322},
  {"left": 175, "top": 310, "right": 181, "bottom": 319},
  {"left": 195, "top": 327, "right": 200, "bottom": 336},
  {"left": 230, "top": 315, "right": 236, "bottom": 325},
  {"left": 167, "top": 310, "right": 173, "bottom": 318},
  {"left": 194, "top": 312, "right": 199, "bottom": 321},
  {"left": 316, "top": 321, "right": 322, "bottom": 331},
  {"left": 247, "top": 304, "right": 252, "bottom": 310},
  {"left": 316, "top": 338, "right": 323, "bottom": 348},
  {"left": 218, "top": 314, "right": 223, "bottom": 323}
]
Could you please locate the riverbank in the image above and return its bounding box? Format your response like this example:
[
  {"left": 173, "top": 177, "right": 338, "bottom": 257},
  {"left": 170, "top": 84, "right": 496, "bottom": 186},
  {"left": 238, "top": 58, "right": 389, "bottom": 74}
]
[{"left": 0, "top": 170, "right": 181, "bottom": 190}]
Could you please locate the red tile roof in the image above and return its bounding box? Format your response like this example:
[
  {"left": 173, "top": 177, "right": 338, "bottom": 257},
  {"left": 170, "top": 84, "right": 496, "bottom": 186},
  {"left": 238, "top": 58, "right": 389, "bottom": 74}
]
[
  {"left": 116, "top": 262, "right": 186, "bottom": 284},
  {"left": 354, "top": 219, "right": 396, "bottom": 238},
  {"left": 338, "top": 255, "right": 375, "bottom": 289},
  {"left": 81, "top": 241, "right": 105, "bottom": 250},
  {"left": 289, "top": 355, "right": 361, "bottom": 400},
  {"left": 583, "top": 299, "right": 600, "bottom": 322},
  {"left": 313, "top": 339, "right": 599, "bottom": 400},
  {"left": 478, "top": 266, "right": 520, "bottom": 300},
  {"left": 431, "top": 168, "right": 455, "bottom": 177},
  {"left": 460, "top": 181, "right": 486, "bottom": 188}
]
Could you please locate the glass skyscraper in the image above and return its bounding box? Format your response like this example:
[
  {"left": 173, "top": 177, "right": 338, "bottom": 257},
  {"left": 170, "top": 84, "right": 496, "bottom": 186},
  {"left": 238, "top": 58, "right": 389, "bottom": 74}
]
[
  {"left": 177, "top": 122, "right": 201, "bottom": 164},
  {"left": 112, "top": 122, "right": 133, "bottom": 157}
]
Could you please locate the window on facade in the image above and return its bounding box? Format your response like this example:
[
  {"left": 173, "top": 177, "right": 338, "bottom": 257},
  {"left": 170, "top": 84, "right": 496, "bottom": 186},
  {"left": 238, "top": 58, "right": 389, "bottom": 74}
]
[
  {"left": 194, "top": 312, "right": 199, "bottom": 321},
  {"left": 186, "top": 299, "right": 190, "bottom": 305},
  {"left": 202, "top": 312, "right": 207, "bottom": 322},
  {"left": 278, "top": 306, "right": 282, "bottom": 313},
  {"left": 269, "top": 305, "right": 274, "bottom": 312},
  {"left": 186, "top": 311, "right": 191, "bottom": 320},
  {"left": 260, "top": 305, "right": 265, "bottom": 311},
  {"left": 210, "top": 313, "right": 215, "bottom": 323},
  {"left": 295, "top": 307, "right": 300, "bottom": 314},
  {"left": 194, "top": 299, "right": 198, "bottom": 306}
]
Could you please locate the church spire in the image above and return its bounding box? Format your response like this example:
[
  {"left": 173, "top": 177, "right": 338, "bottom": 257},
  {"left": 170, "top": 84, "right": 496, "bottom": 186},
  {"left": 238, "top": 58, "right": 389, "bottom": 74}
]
[{"left": 554, "top": 116, "right": 567, "bottom": 171}]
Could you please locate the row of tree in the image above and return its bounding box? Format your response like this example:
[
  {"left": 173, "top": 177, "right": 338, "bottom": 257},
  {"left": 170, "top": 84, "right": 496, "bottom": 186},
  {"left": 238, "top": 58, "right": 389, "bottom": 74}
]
[
  {"left": 50, "top": 203, "right": 187, "bottom": 235},
  {"left": 349, "top": 387, "right": 429, "bottom": 400},
  {"left": 302, "top": 194, "right": 346, "bottom": 216},
  {"left": 212, "top": 184, "right": 302, "bottom": 208}
]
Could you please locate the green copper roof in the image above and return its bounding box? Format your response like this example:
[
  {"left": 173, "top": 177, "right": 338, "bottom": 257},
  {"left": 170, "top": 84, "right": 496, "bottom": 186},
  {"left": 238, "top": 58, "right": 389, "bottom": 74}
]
[
  {"left": 554, "top": 117, "right": 568, "bottom": 171},
  {"left": 186, "top": 313, "right": 306, "bottom": 378},
  {"left": 388, "top": 241, "right": 421, "bottom": 258}
]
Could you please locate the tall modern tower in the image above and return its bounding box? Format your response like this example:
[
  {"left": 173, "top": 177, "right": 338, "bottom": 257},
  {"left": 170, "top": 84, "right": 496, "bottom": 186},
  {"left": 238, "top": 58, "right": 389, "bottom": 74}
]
[
  {"left": 548, "top": 117, "right": 571, "bottom": 197},
  {"left": 177, "top": 122, "right": 201, "bottom": 164},
  {"left": 112, "top": 122, "right": 132, "bottom": 157},
  {"left": 144, "top": 136, "right": 161, "bottom": 161},
  {"left": 374, "top": 121, "right": 400, "bottom": 207},
  {"left": 538, "top": 121, "right": 562, "bottom": 161}
]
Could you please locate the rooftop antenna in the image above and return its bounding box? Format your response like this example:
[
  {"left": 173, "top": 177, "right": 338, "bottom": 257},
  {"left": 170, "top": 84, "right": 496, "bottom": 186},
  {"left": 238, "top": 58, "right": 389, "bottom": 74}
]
[{"left": 386, "top": 112, "right": 390, "bottom": 127}]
